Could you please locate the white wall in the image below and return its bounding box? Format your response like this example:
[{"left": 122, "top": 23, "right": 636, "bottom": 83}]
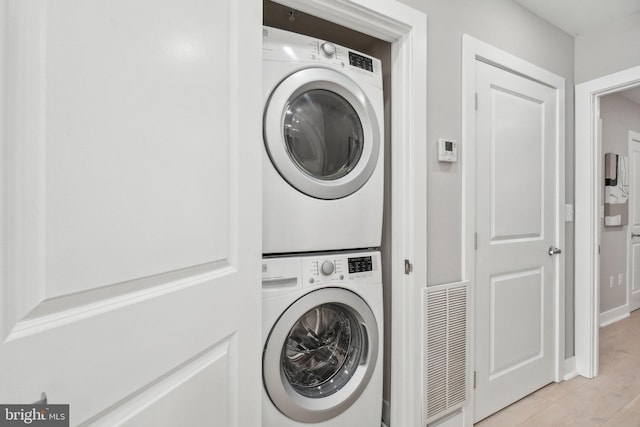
[
  {"left": 599, "top": 93, "right": 640, "bottom": 313},
  {"left": 396, "top": 0, "right": 576, "bottom": 355},
  {"left": 575, "top": 12, "right": 640, "bottom": 84},
  {"left": 264, "top": 2, "right": 578, "bottom": 419}
]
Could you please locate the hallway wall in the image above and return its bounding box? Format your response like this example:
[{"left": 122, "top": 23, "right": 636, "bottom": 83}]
[
  {"left": 396, "top": 0, "right": 576, "bottom": 355},
  {"left": 599, "top": 93, "right": 640, "bottom": 314},
  {"left": 263, "top": 3, "right": 578, "bottom": 417}
]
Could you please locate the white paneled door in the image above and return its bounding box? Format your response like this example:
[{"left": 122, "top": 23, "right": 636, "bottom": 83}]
[
  {"left": 1, "top": 1, "right": 262, "bottom": 425},
  {"left": 628, "top": 132, "right": 640, "bottom": 311},
  {"left": 474, "top": 61, "right": 559, "bottom": 422}
]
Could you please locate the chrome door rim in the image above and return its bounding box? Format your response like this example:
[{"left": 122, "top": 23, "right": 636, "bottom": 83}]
[
  {"left": 263, "top": 287, "right": 379, "bottom": 423},
  {"left": 263, "top": 68, "right": 380, "bottom": 200}
]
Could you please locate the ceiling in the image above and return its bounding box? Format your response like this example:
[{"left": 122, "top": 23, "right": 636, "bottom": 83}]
[
  {"left": 514, "top": 0, "right": 640, "bottom": 36},
  {"left": 513, "top": 0, "right": 640, "bottom": 104}
]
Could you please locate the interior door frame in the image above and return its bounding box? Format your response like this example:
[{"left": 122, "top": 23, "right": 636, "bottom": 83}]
[
  {"left": 270, "top": 1, "right": 428, "bottom": 426},
  {"left": 627, "top": 131, "right": 640, "bottom": 313},
  {"left": 575, "top": 66, "right": 640, "bottom": 378},
  {"left": 462, "top": 35, "right": 566, "bottom": 420}
]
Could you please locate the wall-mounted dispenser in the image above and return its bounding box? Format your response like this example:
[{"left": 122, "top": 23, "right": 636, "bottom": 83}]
[{"left": 604, "top": 152, "right": 628, "bottom": 226}]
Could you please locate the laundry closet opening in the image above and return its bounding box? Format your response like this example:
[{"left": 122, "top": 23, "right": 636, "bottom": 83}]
[{"left": 263, "top": 0, "right": 393, "bottom": 422}]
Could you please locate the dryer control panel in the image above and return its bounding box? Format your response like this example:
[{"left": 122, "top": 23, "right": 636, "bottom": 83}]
[{"left": 262, "top": 26, "right": 382, "bottom": 88}]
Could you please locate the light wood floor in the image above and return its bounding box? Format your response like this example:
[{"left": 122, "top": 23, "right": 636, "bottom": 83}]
[{"left": 476, "top": 309, "right": 640, "bottom": 426}]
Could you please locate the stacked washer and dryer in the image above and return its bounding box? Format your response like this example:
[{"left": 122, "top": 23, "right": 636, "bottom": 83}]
[{"left": 262, "top": 27, "right": 385, "bottom": 427}]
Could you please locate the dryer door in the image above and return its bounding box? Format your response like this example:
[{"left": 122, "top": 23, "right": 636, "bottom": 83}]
[
  {"left": 264, "top": 68, "right": 381, "bottom": 200},
  {"left": 263, "top": 287, "right": 379, "bottom": 423}
]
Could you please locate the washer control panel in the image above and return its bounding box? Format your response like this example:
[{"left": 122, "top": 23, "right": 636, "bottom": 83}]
[
  {"left": 320, "top": 42, "right": 337, "bottom": 58},
  {"left": 262, "top": 251, "right": 381, "bottom": 298},
  {"left": 302, "top": 251, "right": 381, "bottom": 286},
  {"left": 320, "top": 260, "right": 335, "bottom": 276}
]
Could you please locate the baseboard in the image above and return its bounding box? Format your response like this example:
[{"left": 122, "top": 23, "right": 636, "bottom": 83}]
[
  {"left": 563, "top": 356, "right": 578, "bottom": 381},
  {"left": 427, "top": 410, "right": 464, "bottom": 427},
  {"left": 382, "top": 399, "right": 390, "bottom": 426},
  {"left": 599, "top": 305, "right": 630, "bottom": 327}
]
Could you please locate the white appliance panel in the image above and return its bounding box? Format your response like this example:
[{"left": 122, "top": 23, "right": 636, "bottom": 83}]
[
  {"left": 262, "top": 251, "right": 383, "bottom": 427},
  {"left": 262, "top": 27, "right": 385, "bottom": 254}
]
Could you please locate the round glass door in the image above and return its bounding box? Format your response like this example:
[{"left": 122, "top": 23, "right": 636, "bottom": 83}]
[
  {"left": 264, "top": 68, "right": 381, "bottom": 200},
  {"left": 263, "top": 288, "right": 379, "bottom": 423},
  {"left": 284, "top": 90, "right": 364, "bottom": 181},
  {"left": 282, "top": 303, "right": 363, "bottom": 398}
]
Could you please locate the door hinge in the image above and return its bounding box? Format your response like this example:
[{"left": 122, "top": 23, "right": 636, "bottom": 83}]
[
  {"left": 404, "top": 259, "right": 413, "bottom": 275},
  {"left": 474, "top": 232, "right": 478, "bottom": 250},
  {"left": 473, "top": 371, "right": 477, "bottom": 389},
  {"left": 475, "top": 92, "right": 478, "bottom": 111}
]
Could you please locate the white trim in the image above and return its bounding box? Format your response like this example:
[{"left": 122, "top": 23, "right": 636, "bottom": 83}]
[
  {"left": 574, "top": 65, "right": 640, "bottom": 379},
  {"left": 2, "top": 0, "right": 48, "bottom": 339},
  {"left": 599, "top": 305, "right": 630, "bottom": 327},
  {"left": 271, "top": 2, "right": 428, "bottom": 426},
  {"left": 627, "top": 131, "right": 640, "bottom": 313},
  {"left": 562, "top": 357, "right": 578, "bottom": 381},
  {"left": 462, "top": 35, "right": 566, "bottom": 422}
]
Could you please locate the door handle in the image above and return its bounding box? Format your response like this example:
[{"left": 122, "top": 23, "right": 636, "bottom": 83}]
[
  {"left": 632, "top": 233, "right": 640, "bottom": 238},
  {"left": 548, "top": 246, "right": 562, "bottom": 256}
]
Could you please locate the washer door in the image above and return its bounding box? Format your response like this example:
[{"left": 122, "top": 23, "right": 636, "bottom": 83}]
[
  {"left": 264, "top": 68, "right": 380, "bottom": 200},
  {"left": 263, "top": 288, "right": 379, "bottom": 423}
]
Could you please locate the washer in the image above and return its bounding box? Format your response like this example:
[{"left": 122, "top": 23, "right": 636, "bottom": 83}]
[
  {"left": 263, "top": 27, "right": 385, "bottom": 254},
  {"left": 262, "top": 251, "right": 383, "bottom": 427}
]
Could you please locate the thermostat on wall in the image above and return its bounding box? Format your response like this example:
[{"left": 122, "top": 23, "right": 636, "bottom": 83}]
[{"left": 438, "top": 138, "right": 457, "bottom": 162}]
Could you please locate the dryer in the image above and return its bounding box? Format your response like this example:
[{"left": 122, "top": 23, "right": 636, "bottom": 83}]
[
  {"left": 262, "top": 251, "right": 383, "bottom": 426},
  {"left": 262, "top": 27, "right": 384, "bottom": 254}
]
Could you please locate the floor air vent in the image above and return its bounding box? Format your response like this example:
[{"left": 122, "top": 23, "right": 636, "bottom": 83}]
[{"left": 423, "top": 281, "right": 469, "bottom": 424}]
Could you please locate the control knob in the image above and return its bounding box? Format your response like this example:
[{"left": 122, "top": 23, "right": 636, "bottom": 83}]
[
  {"left": 320, "top": 42, "right": 336, "bottom": 58},
  {"left": 320, "top": 260, "right": 335, "bottom": 276}
]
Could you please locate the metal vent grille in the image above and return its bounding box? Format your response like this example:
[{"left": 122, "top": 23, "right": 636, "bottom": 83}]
[{"left": 424, "top": 282, "right": 469, "bottom": 423}]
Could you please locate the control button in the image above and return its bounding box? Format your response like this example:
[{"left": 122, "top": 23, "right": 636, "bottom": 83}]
[
  {"left": 320, "top": 261, "right": 335, "bottom": 276},
  {"left": 320, "top": 42, "right": 336, "bottom": 58},
  {"left": 340, "top": 274, "right": 344, "bottom": 280},
  {"left": 309, "top": 278, "right": 315, "bottom": 284}
]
